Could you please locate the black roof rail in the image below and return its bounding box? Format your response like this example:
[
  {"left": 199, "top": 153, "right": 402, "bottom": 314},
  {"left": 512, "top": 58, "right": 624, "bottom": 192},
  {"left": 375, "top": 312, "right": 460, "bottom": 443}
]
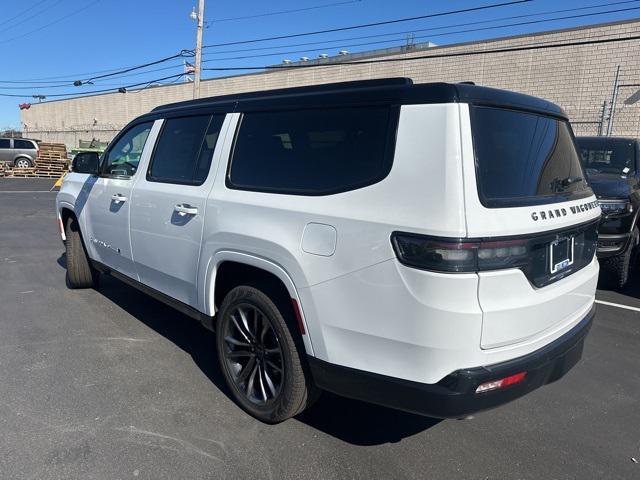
[{"left": 152, "top": 77, "right": 413, "bottom": 113}]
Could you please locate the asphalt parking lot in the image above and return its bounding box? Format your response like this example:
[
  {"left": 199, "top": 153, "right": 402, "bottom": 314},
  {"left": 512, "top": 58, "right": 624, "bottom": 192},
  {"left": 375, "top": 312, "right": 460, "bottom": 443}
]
[{"left": 0, "top": 177, "right": 638, "bottom": 480}]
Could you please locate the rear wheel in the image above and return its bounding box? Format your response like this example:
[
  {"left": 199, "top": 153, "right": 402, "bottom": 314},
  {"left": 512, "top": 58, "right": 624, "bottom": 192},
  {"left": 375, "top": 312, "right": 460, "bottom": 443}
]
[
  {"left": 64, "top": 216, "right": 98, "bottom": 289},
  {"left": 216, "top": 285, "right": 315, "bottom": 423},
  {"left": 14, "top": 157, "right": 33, "bottom": 168},
  {"left": 601, "top": 226, "right": 639, "bottom": 289}
]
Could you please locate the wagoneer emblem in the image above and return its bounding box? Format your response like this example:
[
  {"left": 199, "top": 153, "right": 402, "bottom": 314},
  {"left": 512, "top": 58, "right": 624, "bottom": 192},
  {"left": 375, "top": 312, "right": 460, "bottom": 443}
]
[
  {"left": 531, "top": 200, "right": 599, "bottom": 221},
  {"left": 91, "top": 237, "right": 121, "bottom": 254}
]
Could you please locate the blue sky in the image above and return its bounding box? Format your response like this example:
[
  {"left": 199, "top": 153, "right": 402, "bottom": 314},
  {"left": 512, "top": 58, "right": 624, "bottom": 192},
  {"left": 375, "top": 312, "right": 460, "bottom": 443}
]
[{"left": 1, "top": 0, "right": 639, "bottom": 127}]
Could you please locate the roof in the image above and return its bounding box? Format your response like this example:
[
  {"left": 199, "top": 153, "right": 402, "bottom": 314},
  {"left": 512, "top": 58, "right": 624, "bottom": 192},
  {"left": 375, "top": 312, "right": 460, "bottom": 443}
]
[{"left": 146, "top": 78, "right": 567, "bottom": 120}]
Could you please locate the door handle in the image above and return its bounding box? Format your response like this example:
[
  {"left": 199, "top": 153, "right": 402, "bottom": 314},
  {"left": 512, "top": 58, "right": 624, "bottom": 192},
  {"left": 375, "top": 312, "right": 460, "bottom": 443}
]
[
  {"left": 111, "top": 193, "right": 128, "bottom": 203},
  {"left": 174, "top": 204, "right": 198, "bottom": 216}
]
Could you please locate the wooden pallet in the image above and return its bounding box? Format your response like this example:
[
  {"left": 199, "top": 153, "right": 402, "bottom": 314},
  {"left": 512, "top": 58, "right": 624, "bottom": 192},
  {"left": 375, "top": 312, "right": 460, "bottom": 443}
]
[
  {"left": 38, "top": 142, "right": 68, "bottom": 162},
  {"left": 1, "top": 161, "right": 68, "bottom": 179},
  {"left": 6, "top": 167, "right": 38, "bottom": 178}
]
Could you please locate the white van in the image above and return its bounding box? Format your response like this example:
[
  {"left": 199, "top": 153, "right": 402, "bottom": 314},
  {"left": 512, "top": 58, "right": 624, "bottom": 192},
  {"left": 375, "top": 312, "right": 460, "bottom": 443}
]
[{"left": 56, "top": 78, "right": 600, "bottom": 423}]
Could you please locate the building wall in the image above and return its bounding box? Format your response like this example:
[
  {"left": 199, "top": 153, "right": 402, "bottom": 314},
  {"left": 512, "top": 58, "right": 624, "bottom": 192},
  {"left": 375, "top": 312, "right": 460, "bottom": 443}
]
[{"left": 21, "top": 19, "right": 640, "bottom": 148}]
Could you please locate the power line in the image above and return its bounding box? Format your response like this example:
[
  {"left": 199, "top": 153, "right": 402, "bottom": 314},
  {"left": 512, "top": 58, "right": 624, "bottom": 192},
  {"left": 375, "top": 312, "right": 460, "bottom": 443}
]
[
  {"left": 0, "top": 0, "right": 102, "bottom": 45},
  {"left": 79, "top": 50, "right": 193, "bottom": 84},
  {"left": 201, "top": 0, "right": 640, "bottom": 58},
  {"left": 0, "top": 0, "right": 65, "bottom": 36},
  {"left": 0, "top": 52, "right": 190, "bottom": 88},
  {"left": 209, "top": 0, "right": 363, "bottom": 23},
  {"left": 0, "top": 55, "right": 190, "bottom": 87},
  {"left": 0, "top": 0, "right": 533, "bottom": 87},
  {"left": 0, "top": 74, "right": 185, "bottom": 99},
  {"left": 0, "top": 0, "right": 53, "bottom": 28},
  {"left": 2, "top": 0, "right": 636, "bottom": 91},
  {"left": 1, "top": 0, "right": 632, "bottom": 90},
  {"left": 3, "top": 1, "right": 508, "bottom": 83},
  {"left": 0, "top": 0, "right": 632, "bottom": 87},
  {"left": 200, "top": 4, "right": 640, "bottom": 64},
  {"left": 202, "top": 0, "right": 532, "bottom": 48},
  {"left": 1, "top": 0, "right": 633, "bottom": 90}
]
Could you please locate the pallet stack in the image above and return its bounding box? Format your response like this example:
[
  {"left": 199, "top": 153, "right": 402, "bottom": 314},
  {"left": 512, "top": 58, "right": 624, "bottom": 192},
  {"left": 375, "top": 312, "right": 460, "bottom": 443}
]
[{"left": 2, "top": 142, "right": 69, "bottom": 178}]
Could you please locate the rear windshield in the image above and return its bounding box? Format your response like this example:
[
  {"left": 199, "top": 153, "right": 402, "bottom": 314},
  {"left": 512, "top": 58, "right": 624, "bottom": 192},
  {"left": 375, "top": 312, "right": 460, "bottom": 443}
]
[
  {"left": 471, "top": 106, "right": 591, "bottom": 208},
  {"left": 576, "top": 137, "right": 636, "bottom": 176}
]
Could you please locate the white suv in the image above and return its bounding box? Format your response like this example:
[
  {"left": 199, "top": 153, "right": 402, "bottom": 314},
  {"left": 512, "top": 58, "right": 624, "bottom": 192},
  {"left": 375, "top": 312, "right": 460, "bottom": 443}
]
[{"left": 56, "top": 78, "right": 600, "bottom": 423}]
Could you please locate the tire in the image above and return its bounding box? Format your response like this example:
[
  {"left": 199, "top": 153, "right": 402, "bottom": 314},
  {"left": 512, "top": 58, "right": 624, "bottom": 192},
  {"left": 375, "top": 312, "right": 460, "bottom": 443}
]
[
  {"left": 64, "top": 216, "right": 98, "bottom": 289},
  {"left": 601, "top": 227, "right": 639, "bottom": 289},
  {"left": 14, "top": 157, "right": 33, "bottom": 168},
  {"left": 216, "top": 285, "right": 316, "bottom": 423}
]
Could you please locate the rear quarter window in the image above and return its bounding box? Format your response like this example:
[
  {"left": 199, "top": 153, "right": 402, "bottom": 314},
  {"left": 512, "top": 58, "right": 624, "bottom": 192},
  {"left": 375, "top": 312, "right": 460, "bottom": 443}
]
[
  {"left": 471, "top": 106, "right": 591, "bottom": 208},
  {"left": 14, "top": 139, "right": 35, "bottom": 149},
  {"left": 227, "top": 106, "right": 397, "bottom": 195}
]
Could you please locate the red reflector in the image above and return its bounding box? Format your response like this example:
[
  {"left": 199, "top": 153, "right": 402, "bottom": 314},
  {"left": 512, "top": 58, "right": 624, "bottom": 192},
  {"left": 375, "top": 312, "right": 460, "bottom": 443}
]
[
  {"left": 475, "top": 371, "right": 527, "bottom": 393},
  {"left": 291, "top": 298, "right": 306, "bottom": 335},
  {"left": 501, "top": 371, "right": 527, "bottom": 387}
]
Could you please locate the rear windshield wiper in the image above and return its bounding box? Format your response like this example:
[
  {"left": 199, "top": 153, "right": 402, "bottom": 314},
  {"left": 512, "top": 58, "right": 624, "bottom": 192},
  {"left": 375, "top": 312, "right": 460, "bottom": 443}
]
[{"left": 550, "top": 176, "right": 583, "bottom": 192}]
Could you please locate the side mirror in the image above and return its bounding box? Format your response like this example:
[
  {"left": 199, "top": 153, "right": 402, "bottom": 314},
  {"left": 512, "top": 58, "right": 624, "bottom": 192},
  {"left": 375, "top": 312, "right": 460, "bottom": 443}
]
[{"left": 72, "top": 152, "right": 100, "bottom": 175}]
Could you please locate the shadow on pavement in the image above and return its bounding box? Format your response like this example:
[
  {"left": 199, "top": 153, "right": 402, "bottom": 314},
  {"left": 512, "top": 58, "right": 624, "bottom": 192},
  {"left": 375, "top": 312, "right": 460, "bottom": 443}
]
[
  {"left": 94, "top": 273, "right": 229, "bottom": 395},
  {"left": 296, "top": 393, "right": 441, "bottom": 445},
  {"left": 57, "top": 256, "right": 442, "bottom": 445}
]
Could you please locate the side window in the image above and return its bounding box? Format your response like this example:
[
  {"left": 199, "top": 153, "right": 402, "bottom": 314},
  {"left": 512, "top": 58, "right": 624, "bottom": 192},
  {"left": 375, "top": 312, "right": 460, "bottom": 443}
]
[
  {"left": 0, "top": 139, "right": 10, "bottom": 149},
  {"left": 147, "top": 115, "right": 224, "bottom": 185},
  {"left": 102, "top": 122, "right": 153, "bottom": 177},
  {"left": 228, "top": 106, "right": 394, "bottom": 195},
  {"left": 14, "top": 139, "right": 35, "bottom": 149}
]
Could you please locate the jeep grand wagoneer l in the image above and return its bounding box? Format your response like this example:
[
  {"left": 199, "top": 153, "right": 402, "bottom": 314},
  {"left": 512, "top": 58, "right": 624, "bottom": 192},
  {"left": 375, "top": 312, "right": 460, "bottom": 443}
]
[{"left": 57, "top": 79, "right": 598, "bottom": 423}]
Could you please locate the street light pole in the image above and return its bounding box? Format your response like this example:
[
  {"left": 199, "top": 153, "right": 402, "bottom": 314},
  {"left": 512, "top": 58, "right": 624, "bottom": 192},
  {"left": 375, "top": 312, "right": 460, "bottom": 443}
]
[{"left": 193, "top": 0, "right": 205, "bottom": 99}]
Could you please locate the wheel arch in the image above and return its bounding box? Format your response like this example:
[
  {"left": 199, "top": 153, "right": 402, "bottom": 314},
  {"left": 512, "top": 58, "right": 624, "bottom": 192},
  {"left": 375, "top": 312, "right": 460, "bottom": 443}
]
[
  {"left": 205, "top": 251, "right": 314, "bottom": 355},
  {"left": 58, "top": 204, "right": 76, "bottom": 242}
]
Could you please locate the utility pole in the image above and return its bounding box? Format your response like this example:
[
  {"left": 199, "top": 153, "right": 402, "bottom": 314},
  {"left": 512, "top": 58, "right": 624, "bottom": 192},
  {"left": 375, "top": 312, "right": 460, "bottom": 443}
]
[{"left": 193, "top": 0, "right": 205, "bottom": 99}]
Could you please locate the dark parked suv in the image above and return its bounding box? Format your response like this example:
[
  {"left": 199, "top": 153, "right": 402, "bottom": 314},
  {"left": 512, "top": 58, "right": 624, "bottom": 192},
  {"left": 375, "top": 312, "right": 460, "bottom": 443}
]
[{"left": 576, "top": 136, "right": 640, "bottom": 287}]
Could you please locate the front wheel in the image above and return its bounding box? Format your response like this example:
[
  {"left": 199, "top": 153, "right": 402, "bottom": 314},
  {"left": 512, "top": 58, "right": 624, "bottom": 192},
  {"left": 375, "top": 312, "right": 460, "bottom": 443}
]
[
  {"left": 216, "top": 285, "right": 315, "bottom": 423},
  {"left": 64, "top": 216, "right": 98, "bottom": 289},
  {"left": 14, "top": 158, "right": 33, "bottom": 168}
]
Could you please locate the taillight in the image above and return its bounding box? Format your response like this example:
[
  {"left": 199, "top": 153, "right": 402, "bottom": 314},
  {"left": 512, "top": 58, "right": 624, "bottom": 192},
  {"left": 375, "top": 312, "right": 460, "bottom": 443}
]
[{"left": 391, "top": 232, "right": 530, "bottom": 273}]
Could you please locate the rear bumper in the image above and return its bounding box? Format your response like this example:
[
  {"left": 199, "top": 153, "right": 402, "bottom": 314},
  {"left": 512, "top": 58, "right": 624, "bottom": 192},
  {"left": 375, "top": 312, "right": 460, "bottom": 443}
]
[{"left": 309, "top": 305, "right": 594, "bottom": 418}]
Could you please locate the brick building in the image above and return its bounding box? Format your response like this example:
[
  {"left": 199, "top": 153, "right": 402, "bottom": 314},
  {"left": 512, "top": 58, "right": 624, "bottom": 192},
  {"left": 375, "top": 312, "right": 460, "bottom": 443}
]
[{"left": 21, "top": 19, "right": 640, "bottom": 149}]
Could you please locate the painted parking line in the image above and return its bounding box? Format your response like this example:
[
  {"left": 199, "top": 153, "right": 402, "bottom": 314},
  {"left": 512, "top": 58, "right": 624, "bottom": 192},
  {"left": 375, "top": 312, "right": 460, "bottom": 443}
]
[
  {"left": 0, "top": 190, "right": 55, "bottom": 193},
  {"left": 595, "top": 299, "right": 640, "bottom": 313}
]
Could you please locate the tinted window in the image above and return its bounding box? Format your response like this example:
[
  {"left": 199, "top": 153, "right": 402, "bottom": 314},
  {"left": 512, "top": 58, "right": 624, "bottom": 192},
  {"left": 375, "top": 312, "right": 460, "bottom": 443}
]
[
  {"left": 471, "top": 107, "right": 590, "bottom": 207},
  {"left": 148, "top": 115, "right": 224, "bottom": 185},
  {"left": 102, "top": 122, "right": 153, "bottom": 177},
  {"left": 14, "top": 139, "right": 35, "bottom": 149},
  {"left": 0, "top": 139, "right": 9, "bottom": 149},
  {"left": 576, "top": 138, "right": 636, "bottom": 176},
  {"left": 229, "top": 106, "right": 393, "bottom": 195}
]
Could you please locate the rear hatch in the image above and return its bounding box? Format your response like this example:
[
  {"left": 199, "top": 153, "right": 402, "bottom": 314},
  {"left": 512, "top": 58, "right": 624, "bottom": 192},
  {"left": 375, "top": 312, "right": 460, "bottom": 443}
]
[{"left": 461, "top": 105, "right": 600, "bottom": 349}]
